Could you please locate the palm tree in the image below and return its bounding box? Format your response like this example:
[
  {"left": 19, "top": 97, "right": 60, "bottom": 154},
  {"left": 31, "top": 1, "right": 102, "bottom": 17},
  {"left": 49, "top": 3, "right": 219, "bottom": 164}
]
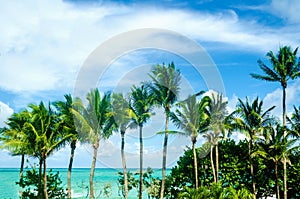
[
  {"left": 250, "top": 46, "right": 300, "bottom": 199},
  {"left": 29, "top": 102, "right": 71, "bottom": 199},
  {"left": 230, "top": 97, "right": 275, "bottom": 199},
  {"left": 148, "top": 62, "right": 181, "bottom": 199},
  {"left": 171, "top": 94, "right": 210, "bottom": 188},
  {"left": 111, "top": 93, "right": 132, "bottom": 199},
  {"left": 202, "top": 132, "right": 217, "bottom": 183},
  {"left": 206, "top": 92, "right": 229, "bottom": 182},
  {"left": 255, "top": 123, "right": 299, "bottom": 199},
  {"left": 54, "top": 94, "right": 78, "bottom": 199},
  {"left": 289, "top": 105, "right": 300, "bottom": 137},
  {"left": 0, "top": 110, "right": 32, "bottom": 198},
  {"left": 71, "top": 89, "right": 115, "bottom": 199},
  {"left": 129, "top": 85, "right": 154, "bottom": 199}
]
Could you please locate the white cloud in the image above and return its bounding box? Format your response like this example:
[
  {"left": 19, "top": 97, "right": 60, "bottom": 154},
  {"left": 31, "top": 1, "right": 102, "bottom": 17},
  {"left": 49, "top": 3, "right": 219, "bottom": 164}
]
[
  {"left": 1, "top": 0, "right": 299, "bottom": 94},
  {"left": 270, "top": 0, "right": 300, "bottom": 23},
  {"left": 227, "top": 94, "right": 239, "bottom": 114},
  {"left": 0, "top": 101, "right": 14, "bottom": 127},
  {"left": 263, "top": 79, "right": 300, "bottom": 121}
]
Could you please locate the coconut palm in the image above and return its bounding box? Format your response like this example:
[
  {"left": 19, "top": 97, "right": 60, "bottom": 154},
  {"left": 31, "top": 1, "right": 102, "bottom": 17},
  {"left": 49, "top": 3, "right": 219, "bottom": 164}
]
[
  {"left": 206, "top": 92, "right": 229, "bottom": 182},
  {"left": 0, "top": 110, "right": 32, "bottom": 198},
  {"left": 71, "top": 89, "right": 115, "bottom": 199},
  {"left": 255, "top": 123, "right": 299, "bottom": 199},
  {"left": 171, "top": 94, "right": 210, "bottom": 188},
  {"left": 250, "top": 46, "right": 300, "bottom": 199},
  {"left": 129, "top": 85, "right": 154, "bottom": 199},
  {"left": 111, "top": 93, "right": 132, "bottom": 199},
  {"left": 29, "top": 102, "right": 71, "bottom": 199},
  {"left": 53, "top": 94, "right": 78, "bottom": 199},
  {"left": 289, "top": 105, "right": 300, "bottom": 137},
  {"left": 148, "top": 62, "right": 181, "bottom": 199},
  {"left": 230, "top": 97, "right": 275, "bottom": 199}
]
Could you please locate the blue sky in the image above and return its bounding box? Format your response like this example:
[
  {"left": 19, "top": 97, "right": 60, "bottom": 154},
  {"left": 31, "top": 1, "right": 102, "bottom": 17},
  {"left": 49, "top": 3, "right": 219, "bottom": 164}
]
[{"left": 0, "top": 0, "right": 300, "bottom": 168}]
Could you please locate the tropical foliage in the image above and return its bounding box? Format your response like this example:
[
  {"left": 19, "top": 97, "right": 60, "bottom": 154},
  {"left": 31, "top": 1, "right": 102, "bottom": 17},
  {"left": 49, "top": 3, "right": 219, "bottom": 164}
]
[{"left": 0, "top": 46, "right": 300, "bottom": 199}]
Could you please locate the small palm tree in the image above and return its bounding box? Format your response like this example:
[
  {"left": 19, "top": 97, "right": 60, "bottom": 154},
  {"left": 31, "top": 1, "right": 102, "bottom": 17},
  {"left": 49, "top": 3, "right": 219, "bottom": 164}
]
[
  {"left": 289, "top": 105, "right": 300, "bottom": 137},
  {"left": 111, "top": 93, "right": 132, "bottom": 199},
  {"left": 206, "top": 92, "right": 229, "bottom": 182},
  {"left": 255, "top": 123, "right": 299, "bottom": 199},
  {"left": 230, "top": 97, "right": 275, "bottom": 199},
  {"left": 129, "top": 85, "right": 154, "bottom": 199},
  {"left": 71, "top": 89, "right": 115, "bottom": 199},
  {"left": 0, "top": 110, "right": 32, "bottom": 198},
  {"left": 250, "top": 46, "right": 300, "bottom": 199},
  {"left": 54, "top": 94, "right": 78, "bottom": 199},
  {"left": 148, "top": 62, "right": 181, "bottom": 199},
  {"left": 171, "top": 94, "right": 210, "bottom": 188},
  {"left": 29, "top": 102, "right": 71, "bottom": 199}
]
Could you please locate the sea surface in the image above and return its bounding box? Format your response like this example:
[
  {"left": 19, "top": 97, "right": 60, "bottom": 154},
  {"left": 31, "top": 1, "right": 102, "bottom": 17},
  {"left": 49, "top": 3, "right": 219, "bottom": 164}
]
[{"left": 0, "top": 168, "right": 170, "bottom": 199}]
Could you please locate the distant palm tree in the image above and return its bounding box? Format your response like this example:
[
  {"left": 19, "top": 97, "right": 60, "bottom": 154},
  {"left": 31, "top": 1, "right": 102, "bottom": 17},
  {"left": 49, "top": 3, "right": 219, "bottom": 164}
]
[
  {"left": 171, "top": 94, "right": 210, "bottom": 188},
  {"left": 289, "top": 105, "right": 300, "bottom": 137},
  {"left": 250, "top": 46, "right": 300, "bottom": 199},
  {"left": 231, "top": 97, "right": 275, "bottom": 199},
  {"left": 0, "top": 110, "right": 32, "bottom": 198},
  {"left": 29, "top": 102, "right": 71, "bottom": 199},
  {"left": 111, "top": 93, "right": 132, "bottom": 199},
  {"left": 54, "top": 94, "right": 78, "bottom": 199},
  {"left": 71, "top": 89, "right": 115, "bottom": 199},
  {"left": 129, "top": 85, "right": 154, "bottom": 199},
  {"left": 148, "top": 62, "right": 181, "bottom": 199},
  {"left": 206, "top": 92, "right": 229, "bottom": 182}
]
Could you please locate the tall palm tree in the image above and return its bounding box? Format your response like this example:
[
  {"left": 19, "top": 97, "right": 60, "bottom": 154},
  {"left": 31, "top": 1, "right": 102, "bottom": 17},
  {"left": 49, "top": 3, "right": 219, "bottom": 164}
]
[
  {"left": 250, "top": 46, "right": 300, "bottom": 199},
  {"left": 71, "top": 89, "right": 114, "bottom": 199},
  {"left": 111, "top": 93, "right": 132, "bottom": 199},
  {"left": 0, "top": 110, "right": 32, "bottom": 198},
  {"left": 148, "top": 62, "right": 181, "bottom": 199},
  {"left": 206, "top": 92, "right": 229, "bottom": 182},
  {"left": 231, "top": 97, "right": 275, "bottom": 199},
  {"left": 171, "top": 94, "right": 210, "bottom": 188},
  {"left": 54, "top": 94, "right": 78, "bottom": 199},
  {"left": 129, "top": 85, "right": 154, "bottom": 199},
  {"left": 29, "top": 102, "right": 71, "bottom": 199}
]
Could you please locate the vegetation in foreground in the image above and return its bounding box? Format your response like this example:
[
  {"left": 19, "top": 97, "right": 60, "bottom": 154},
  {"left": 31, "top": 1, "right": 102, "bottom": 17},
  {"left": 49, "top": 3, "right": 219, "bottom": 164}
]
[{"left": 0, "top": 46, "right": 300, "bottom": 199}]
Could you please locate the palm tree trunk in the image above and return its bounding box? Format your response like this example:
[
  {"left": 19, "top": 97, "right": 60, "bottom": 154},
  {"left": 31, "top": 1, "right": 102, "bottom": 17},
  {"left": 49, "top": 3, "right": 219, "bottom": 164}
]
[
  {"left": 121, "top": 131, "right": 128, "bottom": 199},
  {"left": 68, "top": 140, "right": 76, "bottom": 199},
  {"left": 215, "top": 144, "right": 219, "bottom": 183},
  {"left": 43, "top": 154, "right": 48, "bottom": 199},
  {"left": 139, "top": 125, "right": 143, "bottom": 199},
  {"left": 282, "top": 87, "right": 287, "bottom": 199},
  {"left": 160, "top": 114, "right": 169, "bottom": 199},
  {"left": 275, "top": 161, "right": 280, "bottom": 199},
  {"left": 249, "top": 141, "right": 256, "bottom": 199},
  {"left": 90, "top": 137, "right": 99, "bottom": 199},
  {"left": 210, "top": 145, "right": 216, "bottom": 183},
  {"left": 192, "top": 138, "right": 198, "bottom": 188},
  {"left": 19, "top": 153, "right": 25, "bottom": 198},
  {"left": 38, "top": 157, "right": 43, "bottom": 199}
]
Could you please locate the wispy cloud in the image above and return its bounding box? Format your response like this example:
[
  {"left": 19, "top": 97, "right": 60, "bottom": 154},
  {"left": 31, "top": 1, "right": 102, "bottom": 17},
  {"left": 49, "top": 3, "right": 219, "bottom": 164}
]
[
  {"left": 0, "top": 101, "right": 14, "bottom": 127},
  {"left": 1, "top": 0, "right": 299, "bottom": 94},
  {"left": 269, "top": 0, "right": 300, "bottom": 24}
]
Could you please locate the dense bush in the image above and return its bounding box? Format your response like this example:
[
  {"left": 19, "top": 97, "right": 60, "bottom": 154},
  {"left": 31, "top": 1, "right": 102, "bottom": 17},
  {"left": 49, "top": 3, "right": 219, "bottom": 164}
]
[{"left": 16, "top": 166, "right": 67, "bottom": 199}]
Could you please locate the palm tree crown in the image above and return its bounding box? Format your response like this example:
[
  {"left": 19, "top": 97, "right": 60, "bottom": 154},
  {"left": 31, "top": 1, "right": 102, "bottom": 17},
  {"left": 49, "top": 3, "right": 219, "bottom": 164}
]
[{"left": 250, "top": 46, "right": 300, "bottom": 88}]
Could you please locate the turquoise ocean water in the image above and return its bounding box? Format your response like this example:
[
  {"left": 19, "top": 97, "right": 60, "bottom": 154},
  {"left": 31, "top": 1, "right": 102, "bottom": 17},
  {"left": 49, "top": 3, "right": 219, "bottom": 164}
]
[{"left": 0, "top": 168, "right": 170, "bottom": 199}]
